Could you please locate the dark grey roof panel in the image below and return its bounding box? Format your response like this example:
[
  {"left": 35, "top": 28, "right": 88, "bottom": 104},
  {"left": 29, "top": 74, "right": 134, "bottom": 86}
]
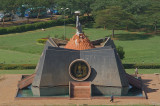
[
  {"left": 114, "top": 49, "right": 129, "bottom": 86},
  {"left": 103, "top": 38, "right": 116, "bottom": 48},
  {"left": 82, "top": 46, "right": 112, "bottom": 51},
  {"left": 48, "top": 46, "right": 78, "bottom": 52},
  {"left": 39, "top": 50, "right": 80, "bottom": 87},
  {"left": 80, "top": 49, "right": 128, "bottom": 87},
  {"left": 32, "top": 48, "right": 47, "bottom": 87}
]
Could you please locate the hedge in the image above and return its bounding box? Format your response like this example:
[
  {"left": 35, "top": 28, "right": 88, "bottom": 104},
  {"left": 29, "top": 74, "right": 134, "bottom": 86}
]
[
  {"left": 0, "top": 63, "right": 160, "bottom": 70},
  {"left": 123, "top": 63, "right": 160, "bottom": 69},
  {"left": 37, "top": 39, "right": 48, "bottom": 44},
  {"left": 0, "top": 64, "right": 36, "bottom": 70},
  {"left": 0, "top": 16, "right": 94, "bottom": 35}
]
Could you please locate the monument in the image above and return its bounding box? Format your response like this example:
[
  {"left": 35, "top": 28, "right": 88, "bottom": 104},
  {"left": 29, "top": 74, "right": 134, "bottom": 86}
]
[{"left": 18, "top": 11, "right": 142, "bottom": 99}]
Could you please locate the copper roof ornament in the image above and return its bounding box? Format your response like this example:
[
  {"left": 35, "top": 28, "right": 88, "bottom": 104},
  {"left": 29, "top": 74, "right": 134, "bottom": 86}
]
[{"left": 64, "top": 11, "right": 94, "bottom": 50}]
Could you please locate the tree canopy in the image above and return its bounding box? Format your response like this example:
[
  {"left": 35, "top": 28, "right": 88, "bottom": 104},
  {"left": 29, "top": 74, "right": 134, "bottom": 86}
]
[
  {"left": 95, "top": 6, "right": 134, "bottom": 37},
  {"left": 0, "top": 0, "right": 159, "bottom": 31}
]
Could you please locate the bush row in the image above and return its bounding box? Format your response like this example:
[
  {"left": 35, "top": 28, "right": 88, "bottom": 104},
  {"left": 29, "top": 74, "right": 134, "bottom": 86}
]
[
  {"left": 0, "top": 16, "right": 94, "bottom": 35},
  {"left": 0, "top": 64, "right": 36, "bottom": 70},
  {"left": 123, "top": 63, "right": 160, "bottom": 69},
  {"left": 0, "top": 63, "right": 160, "bottom": 70},
  {"left": 37, "top": 39, "right": 48, "bottom": 44}
]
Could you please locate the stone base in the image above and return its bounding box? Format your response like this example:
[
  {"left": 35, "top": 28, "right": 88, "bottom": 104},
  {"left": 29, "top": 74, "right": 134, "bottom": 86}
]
[
  {"left": 92, "top": 85, "right": 128, "bottom": 96},
  {"left": 32, "top": 84, "right": 128, "bottom": 97},
  {"left": 32, "top": 86, "right": 69, "bottom": 96}
]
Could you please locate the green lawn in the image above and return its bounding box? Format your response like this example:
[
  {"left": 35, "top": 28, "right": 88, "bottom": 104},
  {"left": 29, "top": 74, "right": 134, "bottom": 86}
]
[
  {"left": 0, "top": 25, "right": 160, "bottom": 64},
  {"left": 0, "top": 69, "right": 159, "bottom": 74},
  {"left": 125, "top": 69, "right": 160, "bottom": 74},
  {"left": 115, "top": 34, "right": 160, "bottom": 64},
  {"left": 0, "top": 49, "right": 40, "bottom": 64},
  {"left": 0, "top": 69, "right": 35, "bottom": 74}
]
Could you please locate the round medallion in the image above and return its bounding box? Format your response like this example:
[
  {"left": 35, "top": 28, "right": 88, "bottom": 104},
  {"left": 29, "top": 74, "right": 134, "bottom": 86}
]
[{"left": 69, "top": 59, "right": 91, "bottom": 81}]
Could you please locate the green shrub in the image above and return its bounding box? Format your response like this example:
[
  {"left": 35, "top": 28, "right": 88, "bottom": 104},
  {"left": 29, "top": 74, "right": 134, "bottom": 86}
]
[
  {"left": 6, "top": 26, "right": 17, "bottom": 33},
  {"left": 116, "top": 46, "right": 125, "bottom": 59},
  {"left": 0, "top": 16, "right": 94, "bottom": 35},
  {"left": 80, "top": 16, "right": 94, "bottom": 23},
  {"left": 0, "top": 64, "right": 36, "bottom": 70},
  {"left": 24, "top": 24, "right": 35, "bottom": 31},
  {"left": 0, "top": 27, "right": 7, "bottom": 34},
  {"left": 17, "top": 25, "right": 26, "bottom": 32},
  {"left": 123, "top": 64, "right": 134, "bottom": 69},
  {"left": 123, "top": 63, "right": 160, "bottom": 69},
  {"left": 17, "top": 64, "right": 36, "bottom": 69},
  {"left": 37, "top": 39, "right": 48, "bottom": 44},
  {"left": 54, "top": 34, "right": 59, "bottom": 38},
  {"left": 34, "top": 22, "right": 45, "bottom": 29},
  {"left": 66, "top": 17, "right": 75, "bottom": 24}
]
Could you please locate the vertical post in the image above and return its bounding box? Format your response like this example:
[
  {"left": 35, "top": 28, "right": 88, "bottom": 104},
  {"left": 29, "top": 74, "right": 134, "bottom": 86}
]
[
  {"left": 75, "top": 11, "right": 81, "bottom": 34},
  {"left": 2, "top": 18, "right": 4, "bottom": 27},
  {"left": 64, "top": 10, "right": 66, "bottom": 40},
  {"left": 61, "top": 8, "right": 69, "bottom": 40}
]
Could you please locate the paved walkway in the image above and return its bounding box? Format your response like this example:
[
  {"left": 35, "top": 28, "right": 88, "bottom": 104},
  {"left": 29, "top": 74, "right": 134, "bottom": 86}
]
[{"left": 0, "top": 74, "right": 160, "bottom": 106}]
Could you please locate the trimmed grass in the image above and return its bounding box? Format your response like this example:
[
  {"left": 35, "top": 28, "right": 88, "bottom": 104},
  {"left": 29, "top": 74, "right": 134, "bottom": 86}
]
[
  {"left": 0, "top": 49, "right": 40, "bottom": 64},
  {"left": 0, "top": 69, "right": 159, "bottom": 74},
  {"left": 0, "top": 69, "right": 35, "bottom": 74},
  {"left": 115, "top": 34, "right": 160, "bottom": 64},
  {"left": 0, "top": 26, "right": 114, "bottom": 55},
  {"left": 125, "top": 69, "right": 160, "bottom": 74},
  {"left": 0, "top": 25, "right": 160, "bottom": 64}
]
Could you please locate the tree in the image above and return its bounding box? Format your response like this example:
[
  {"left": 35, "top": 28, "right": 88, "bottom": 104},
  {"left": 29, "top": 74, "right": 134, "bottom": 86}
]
[
  {"left": 0, "top": 0, "right": 19, "bottom": 26},
  {"left": 145, "top": 1, "right": 160, "bottom": 33},
  {"left": 0, "top": 0, "right": 16, "bottom": 12},
  {"left": 95, "top": 6, "right": 134, "bottom": 38},
  {"left": 45, "top": 0, "right": 56, "bottom": 19},
  {"left": 76, "top": 0, "right": 94, "bottom": 16},
  {"left": 23, "top": 0, "right": 48, "bottom": 18},
  {"left": 55, "top": 0, "right": 94, "bottom": 16},
  {"left": 91, "top": 0, "right": 152, "bottom": 30},
  {"left": 151, "top": 13, "right": 160, "bottom": 33},
  {"left": 118, "top": 0, "right": 151, "bottom": 15},
  {"left": 91, "top": 0, "right": 119, "bottom": 16}
]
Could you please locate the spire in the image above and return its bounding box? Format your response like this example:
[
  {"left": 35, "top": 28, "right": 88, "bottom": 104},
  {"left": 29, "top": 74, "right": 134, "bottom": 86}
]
[
  {"left": 64, "top": 11, "right": 95, "bottom": 50},
  {"left": 75, "top": 11, "right": 82, "bottom": 35},
  {"left": 76, "top": 15, "right": 82, "bottom": 34}
]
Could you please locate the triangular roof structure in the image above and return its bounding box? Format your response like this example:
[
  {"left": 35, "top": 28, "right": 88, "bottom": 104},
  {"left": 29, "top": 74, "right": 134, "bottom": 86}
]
[{"left": 30, "top": 13, "right": 130, "bottom": 97}]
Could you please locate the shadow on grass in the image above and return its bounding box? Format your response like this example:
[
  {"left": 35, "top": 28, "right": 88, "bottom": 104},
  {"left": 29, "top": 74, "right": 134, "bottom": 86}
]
[{"left": 115, "top": 33, "right": 153, "bottom": 41}]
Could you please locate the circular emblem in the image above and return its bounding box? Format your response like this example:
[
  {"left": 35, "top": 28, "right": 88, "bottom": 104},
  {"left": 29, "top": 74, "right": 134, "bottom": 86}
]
[{"left": 69, "top": 59, "right": 91, "bottom": 81}]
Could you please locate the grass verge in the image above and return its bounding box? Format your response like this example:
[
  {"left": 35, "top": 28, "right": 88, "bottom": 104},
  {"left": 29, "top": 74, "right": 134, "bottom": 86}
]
[
  {"left": 0, "top": 69, "right": 35, "bottom": 74},
  {"left": 125, "top": 69, "right": 160, "bottom": 74},
  {"left": 0, "top": 69, "right": 159, "bottom": 75}
]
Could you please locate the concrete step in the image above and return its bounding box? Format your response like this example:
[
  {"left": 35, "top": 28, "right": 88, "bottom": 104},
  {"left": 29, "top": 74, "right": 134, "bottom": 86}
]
[{"left": 70, "top": 81, "right": 91, "bottom": 99}]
